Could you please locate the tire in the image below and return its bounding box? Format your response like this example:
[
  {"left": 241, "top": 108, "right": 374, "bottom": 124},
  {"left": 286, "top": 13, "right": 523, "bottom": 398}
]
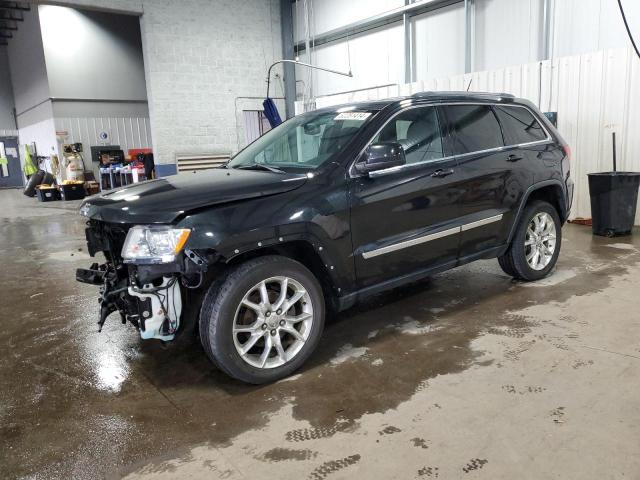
[
  {"left": 498, "top": 200, "right": 562, "bottom": 281},
  {"left": 497, "top": 255, "right": 517, "bottom": 278},
  {"left": 199, "top": 255, "right": 325, "bottom": 384}
]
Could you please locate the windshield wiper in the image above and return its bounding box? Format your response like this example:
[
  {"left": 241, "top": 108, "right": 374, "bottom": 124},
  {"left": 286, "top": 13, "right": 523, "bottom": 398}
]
[{"left": 234, "top": 164, "right": 285, "bottom": 174}]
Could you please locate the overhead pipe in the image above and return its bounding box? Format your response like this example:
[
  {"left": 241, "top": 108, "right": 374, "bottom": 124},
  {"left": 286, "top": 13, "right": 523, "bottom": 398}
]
[{"left": 266, "top": 60, "right": 352, "bottom": 99}]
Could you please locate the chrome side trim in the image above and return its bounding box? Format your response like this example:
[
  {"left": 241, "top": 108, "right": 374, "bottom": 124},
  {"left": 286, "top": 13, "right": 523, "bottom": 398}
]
[
  {"left": 362, "top": 213, "right": 505, "bottom": 259},
  {"left": 362, "top": 226, "right": 460, "bottom": 259},
  {"left": 368, "top": 154, "right": 457, "bottom": 178},
  {"left": 452, "top": 139, "right": 552, "bottom": 161},
  {"left": 460, "top": 214, "right": 503, "bottom": 231}
]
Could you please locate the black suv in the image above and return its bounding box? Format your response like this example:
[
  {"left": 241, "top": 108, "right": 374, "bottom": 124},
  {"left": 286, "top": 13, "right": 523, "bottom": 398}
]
[{"left": 77, "top": 91, "right": 573, "bottom": 384}]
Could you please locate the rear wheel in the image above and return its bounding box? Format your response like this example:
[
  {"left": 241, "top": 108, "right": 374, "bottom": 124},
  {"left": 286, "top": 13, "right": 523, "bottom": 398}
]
[
  {"left": 498, "top": 200, "right": 561, "bottom": 281},
  {"left": 199, "top": 256, "right": 325, "bottom": 384}
]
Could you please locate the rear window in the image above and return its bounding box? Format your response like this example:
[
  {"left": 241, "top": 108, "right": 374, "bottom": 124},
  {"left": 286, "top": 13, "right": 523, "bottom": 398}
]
[
  {"left": 494, "top": 106, "right": 547, "bottom": 146},
  {"left": 441, "top": 105, "right": 504, "bottom": 155}
]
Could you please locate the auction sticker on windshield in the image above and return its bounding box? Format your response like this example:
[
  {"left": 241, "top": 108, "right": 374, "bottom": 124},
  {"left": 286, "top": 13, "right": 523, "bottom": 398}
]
[{"left": 334, "top": 112, "right": 372, "bottom": 121}]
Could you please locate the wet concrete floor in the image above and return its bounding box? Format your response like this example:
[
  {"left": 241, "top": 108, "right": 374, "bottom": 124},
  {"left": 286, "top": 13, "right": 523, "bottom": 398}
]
[{"left": 1, "top": 188, "right": 639, "bottom": 479}]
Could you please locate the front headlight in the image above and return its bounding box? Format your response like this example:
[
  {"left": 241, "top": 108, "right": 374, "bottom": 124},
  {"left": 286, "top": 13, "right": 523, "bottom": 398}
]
[{"left": 122, "top": 226, "right": 191, "bottom": 264}]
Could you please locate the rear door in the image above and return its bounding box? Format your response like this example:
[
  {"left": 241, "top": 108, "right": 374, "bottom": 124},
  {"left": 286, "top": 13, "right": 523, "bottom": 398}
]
[
  {"left": 349, "top": 105, "right": 463, "bottom": 288},
  {"left": 438, "top": 104, "right": 518, "bottom": 258},
  {"left": 493, "top": 104, "right": 554, "bottom": 183}
]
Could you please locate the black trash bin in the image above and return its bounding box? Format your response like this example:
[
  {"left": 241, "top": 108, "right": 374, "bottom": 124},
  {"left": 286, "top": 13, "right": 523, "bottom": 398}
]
[{"left": 588, "top": 172, "right": 640, "bottom": 236}]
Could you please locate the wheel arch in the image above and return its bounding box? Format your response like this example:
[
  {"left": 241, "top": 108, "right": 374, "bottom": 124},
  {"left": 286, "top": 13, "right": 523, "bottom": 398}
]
[
  {"left": 223, "top": 239, "right": 341, "bottom": 311},
  {"left": 507, "top": 180, "right": 567, "bottom": 244}
]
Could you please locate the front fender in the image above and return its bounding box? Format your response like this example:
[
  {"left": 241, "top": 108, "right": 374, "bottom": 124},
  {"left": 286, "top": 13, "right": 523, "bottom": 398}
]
[{"left": 176, "top": 183, "right": 355, "bottom": 293}]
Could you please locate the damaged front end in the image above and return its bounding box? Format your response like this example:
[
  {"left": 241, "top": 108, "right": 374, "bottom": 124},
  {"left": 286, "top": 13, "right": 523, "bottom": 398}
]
[{"left": 76, "top": 220, "right": 207, "bottom": 341}]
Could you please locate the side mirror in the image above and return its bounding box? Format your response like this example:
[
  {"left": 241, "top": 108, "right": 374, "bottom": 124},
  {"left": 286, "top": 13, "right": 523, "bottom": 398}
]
[{"left": 356, "top": 142, "right": 406, "bottom": 174}]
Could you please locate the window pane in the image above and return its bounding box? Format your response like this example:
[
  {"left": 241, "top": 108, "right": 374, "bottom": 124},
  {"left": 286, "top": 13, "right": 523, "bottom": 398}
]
[
  {"left": 373, "top": 107, "right": 443, "bottom": 164},
  {"left": 228, "top": 110, "right": 372, "bottom": 171},
  {"left": 443, "top": 105, "right": 504, "bottom": 155},
  {"left": 494, "top": 106, "right": 547, "bottom": 145}
]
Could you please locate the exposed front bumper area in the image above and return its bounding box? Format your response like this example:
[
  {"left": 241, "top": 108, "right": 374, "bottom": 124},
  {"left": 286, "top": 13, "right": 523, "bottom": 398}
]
[
  {"left": 76, "top": 220, "right": 195, "bottom": 341},
  {"left": 76, "top": 262, "right": 183, "bottom": 341},
  {"left": 129, "top": 277, "right": 182, "bottom": 341}
]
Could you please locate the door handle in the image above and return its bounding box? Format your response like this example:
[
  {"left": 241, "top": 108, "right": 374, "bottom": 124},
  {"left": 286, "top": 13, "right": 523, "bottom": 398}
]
[
  {"left": 507, "top": 154, "right": 523, "bottom": 162},
  {"left": 431, "top": 168, "right": 455, "bottom": 178}
]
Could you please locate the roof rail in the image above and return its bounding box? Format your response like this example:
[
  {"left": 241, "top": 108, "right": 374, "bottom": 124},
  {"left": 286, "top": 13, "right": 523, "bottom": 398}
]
[{"left": 411, "top": 91, "right": 516, "bottom": 102}]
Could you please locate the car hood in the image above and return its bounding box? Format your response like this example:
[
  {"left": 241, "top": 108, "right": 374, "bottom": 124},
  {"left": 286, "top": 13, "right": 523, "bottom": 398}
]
[{"left": 81, "top": 168, "right": 308, "bottom": 224}]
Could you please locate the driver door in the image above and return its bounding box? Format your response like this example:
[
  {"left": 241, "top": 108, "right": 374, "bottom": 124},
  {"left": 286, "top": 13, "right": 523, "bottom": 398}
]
[{"left": 349, "top": 106, "right": 464, "bottom": 288}]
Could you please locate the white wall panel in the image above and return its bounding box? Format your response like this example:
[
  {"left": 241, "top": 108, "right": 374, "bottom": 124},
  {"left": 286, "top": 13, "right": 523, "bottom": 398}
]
[
  {"left": 624, "top": 50, "right": 640, "bottom": 178},
  {"left": 54, "top": 115, "right": 153, "bottom": 155},
  {"left": 474, "top": 0, "right": 543, "bottom": 71},
  {"left": 413, "top": 3, "right": 465, "bottom": 80},
  {"left": 553, "top": 0, "right": 640, "bottom": 58},
  {"left": 295, "top": 0, "right": 640, "bottom": 100},
  {"left": 298, "top": 24, "right": 404, "bottom": 97},
  {"left": 573, "top": 52, "right": 604, "bottom": 222},
  {"left": 17, "top": 117, "right": 58, "bottom": 179},
  {"left": 293, "top": 0, "right": 404, "bottom": 41},
  {"left": 312, "top": 47, "right": 640, "bottom": 224}
]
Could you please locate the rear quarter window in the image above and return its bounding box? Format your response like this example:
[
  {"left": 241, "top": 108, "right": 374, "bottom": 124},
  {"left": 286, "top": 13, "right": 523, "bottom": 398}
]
[
  {"left": 494, "top": 106, "right": 548, "bottom": 145},
  {"left": 441, "top": 105, "right": 504, "bottom": 155}
]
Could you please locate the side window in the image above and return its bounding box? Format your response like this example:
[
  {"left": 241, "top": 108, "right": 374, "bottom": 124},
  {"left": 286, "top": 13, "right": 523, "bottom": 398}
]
[
  {"left": 373, "top": 107, "right": 444, "bottom": 164},
  {"left": 494, "top": 106, "right": 547, "bottom": 145},
  {"left": 442, "top": 105, "right": 504, "bottom": 155}
]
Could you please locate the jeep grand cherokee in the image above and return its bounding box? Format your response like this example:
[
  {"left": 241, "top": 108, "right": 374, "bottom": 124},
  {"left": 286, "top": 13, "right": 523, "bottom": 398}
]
[{"left": 76, "top": 91, "right": 574, "bottom": 384}]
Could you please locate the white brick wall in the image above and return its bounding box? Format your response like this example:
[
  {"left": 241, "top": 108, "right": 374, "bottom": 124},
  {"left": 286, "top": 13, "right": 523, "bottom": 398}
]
[{"left": 47, "top": 0, "right": 282, "bottom": 167}]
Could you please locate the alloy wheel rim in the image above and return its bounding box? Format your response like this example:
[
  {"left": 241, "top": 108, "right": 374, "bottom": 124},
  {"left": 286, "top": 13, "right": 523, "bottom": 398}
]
[
  {"left": 525, "top": 212, "right": 557, "bottom": 270},
  {"left": 233, "top": 276, "right": 313, "bottom": 369}
]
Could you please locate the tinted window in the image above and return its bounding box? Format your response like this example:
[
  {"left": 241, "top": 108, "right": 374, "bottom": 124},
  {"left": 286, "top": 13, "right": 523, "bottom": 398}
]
[
  {"left": 228, "top": 109, "right": 372, "bottom": 171},
  {"left": 442, "top": 105, "right": 504, "bottom": 155},
  {"left": 494, "top": 106, "right": 547, "bottom": 145},
  {"left": 373, "top": 107, "right": 443, "bottom": 164}
]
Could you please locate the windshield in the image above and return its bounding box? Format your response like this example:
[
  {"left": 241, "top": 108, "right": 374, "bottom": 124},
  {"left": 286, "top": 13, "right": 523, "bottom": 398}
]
[{"left": 228, "top": 109, "right": 374, "bottom": 171}]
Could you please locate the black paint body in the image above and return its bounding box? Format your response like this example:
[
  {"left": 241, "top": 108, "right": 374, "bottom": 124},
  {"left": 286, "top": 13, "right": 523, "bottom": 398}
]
[{"left": 80, "top": 92, "right": 574, "bottom": 310}]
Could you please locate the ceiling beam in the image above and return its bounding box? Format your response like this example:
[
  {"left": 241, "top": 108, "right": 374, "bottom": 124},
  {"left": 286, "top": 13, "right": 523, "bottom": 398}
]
[
  {"left": 0, "top": 20, "right": 17, "bottom": 30},
  {"left": 0, "top": 10, "right": 23, "bottom": 21},
  {"left": 0, "top": 1, "right": 30, "bottom": 11}
]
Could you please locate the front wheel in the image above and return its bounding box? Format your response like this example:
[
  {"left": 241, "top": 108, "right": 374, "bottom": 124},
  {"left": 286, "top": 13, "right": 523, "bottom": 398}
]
[
  {"left": 199, "top": 256, "right": 325, "bottom": 384},
  {"left": 498, "top": 200, "right": 562, "bottom": 281}
]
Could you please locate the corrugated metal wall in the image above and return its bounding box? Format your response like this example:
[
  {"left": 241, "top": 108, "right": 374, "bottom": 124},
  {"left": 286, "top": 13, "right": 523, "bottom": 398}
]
[
  {"left": 314, "top": 47, "right": 640, "bottom": 224},
  {"left": 293, "top": 0, "right": 639, "bottom": 99},
  {"left": 54, "top": 116, "right": 153, "bottom": 154}
]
